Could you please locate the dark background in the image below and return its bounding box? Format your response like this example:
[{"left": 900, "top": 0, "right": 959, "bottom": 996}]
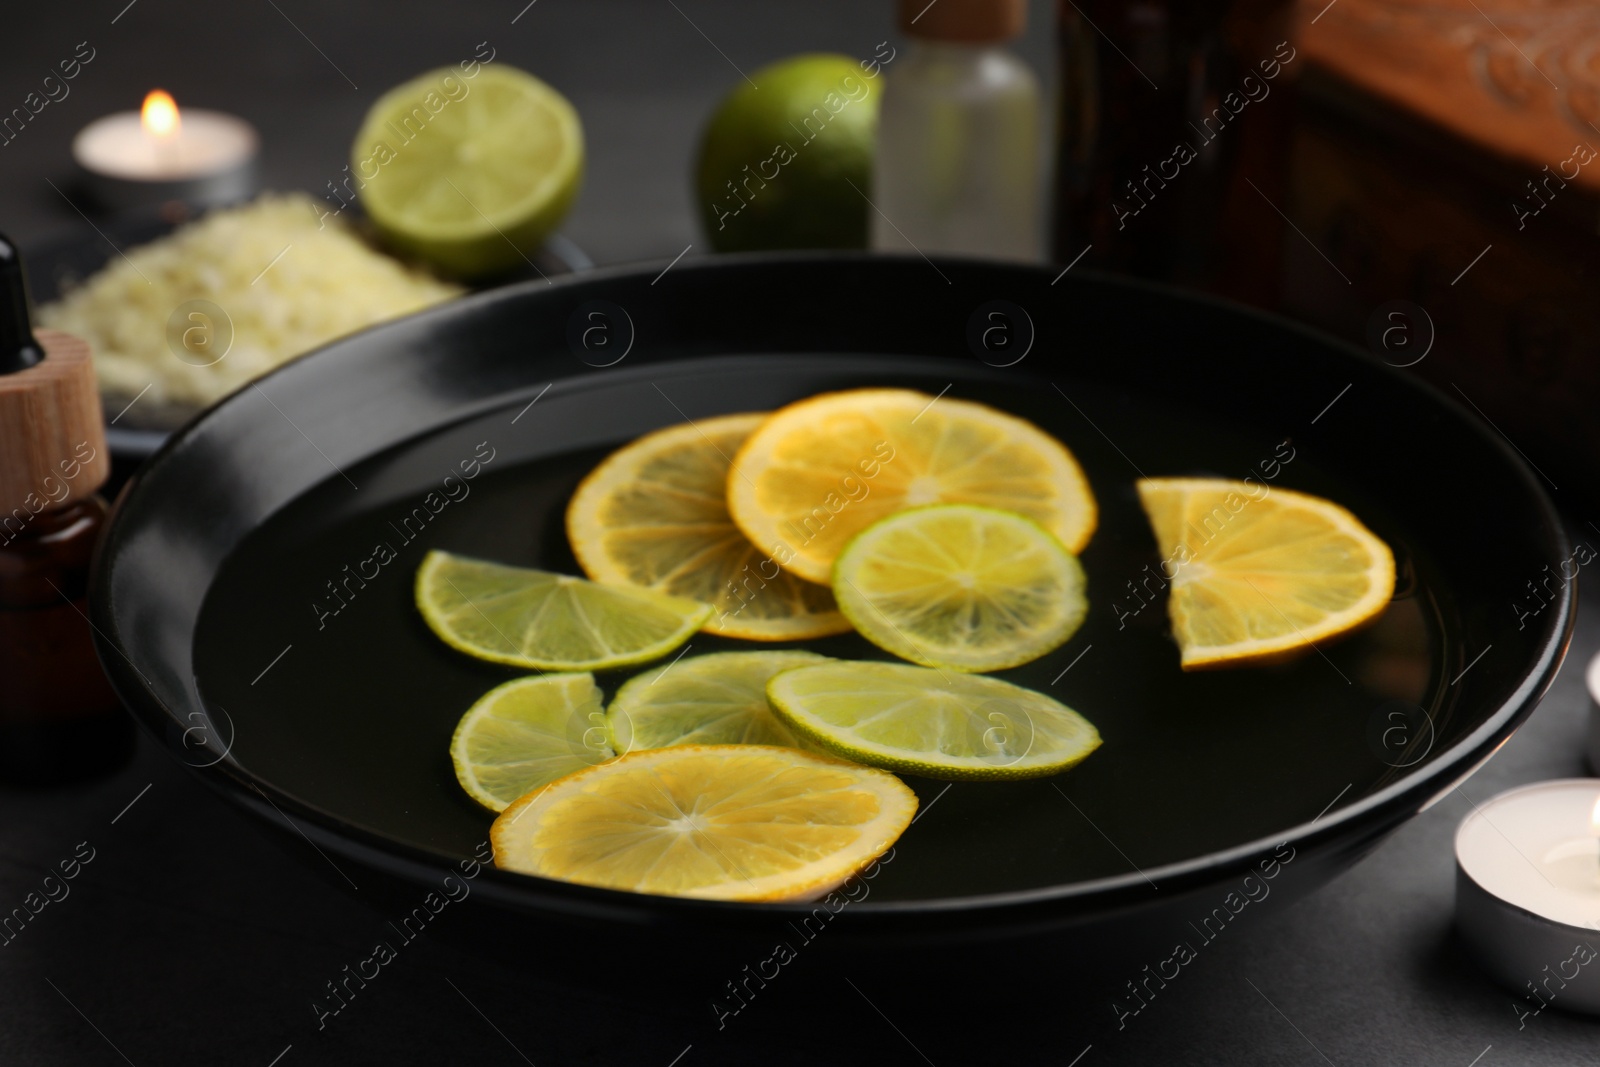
[
  {"left": 0, "top": 0, "right": 1055, "bottom": 258},
  {"left": 1, "top": 2, "right": 1597, "bottom": 1064}
]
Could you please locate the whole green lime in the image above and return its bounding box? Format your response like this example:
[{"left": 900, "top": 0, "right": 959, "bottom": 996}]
[{"left": 695, "top": 54, "right": 880, "bottom": 252}]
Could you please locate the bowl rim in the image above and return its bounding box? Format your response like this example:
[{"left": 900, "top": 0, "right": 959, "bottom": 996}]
[{"left": 90, "top": 250, "right": 1576, "bottom": 929}]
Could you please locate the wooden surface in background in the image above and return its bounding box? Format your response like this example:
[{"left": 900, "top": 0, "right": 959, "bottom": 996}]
[
  {"left": 1300, "top": 0, "right": 1600, "bottom": 192},
  {"left": 1287, "top": 0, "right": 1600, "bottom": 501}
]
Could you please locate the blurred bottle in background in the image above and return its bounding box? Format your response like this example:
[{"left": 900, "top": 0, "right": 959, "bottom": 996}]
[
  {"left": 873, "top": 0, "right": 1044, "bottom": 261},
  {"left": 0, "top": 238, "right": 130, "bottom": 786},
  {"left": 1052, "top": 0, "right": 1300, "bottom": 305}
]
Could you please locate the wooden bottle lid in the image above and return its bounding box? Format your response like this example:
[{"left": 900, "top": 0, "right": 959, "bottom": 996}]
[
  {"left": 899, "top": 0, "right": 1025, "bottom": 42},
  {"left": 0, "top": 329, "right": 110, "bottom": 513}
]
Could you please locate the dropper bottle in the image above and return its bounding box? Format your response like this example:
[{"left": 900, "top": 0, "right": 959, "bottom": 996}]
[
  {"left": 0, "top": 235, "right": 129, "bottom": 784},
  {"left": 871, "top": 0, "right": 1043, "bottom": 261}
]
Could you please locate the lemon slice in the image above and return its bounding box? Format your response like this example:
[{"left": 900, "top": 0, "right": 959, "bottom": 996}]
[
  {"left": 353, "top": 65, "right": 584, "bottom": 279},
  {"left": 491, "top": 745, "right": 916, "bottom": 900},
  {"left": 416, "top": 550, "right": 711, "bottom": 671},
  {"left": 607, "top": 650, "right": 827, "bottom": 753},
  {"left": 1135, "top": 478, "right": 1396, "bottom": 670},
  {"left": 727, "top": 388, "right": 1096, "bottom": 584},
  {"left": 566, "top": 414, "right": 850, "bottom": 641},
  {"left": 451, "top": 673, "right": 613, "bottom": 812},
  {"left": 767, "top": 661, "right": 1101, "bottom": 781},
  {"left": 832, "top": 504, "right": 1087, "bottom": 672}
]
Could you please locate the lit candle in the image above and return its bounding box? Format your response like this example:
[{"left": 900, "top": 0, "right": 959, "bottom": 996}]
[
  {"left": 142, "top": 89, "right": 180, "bottom": 163},
  {"left": 71, "top": 90, "right": 257, "bottom": 211},
  {"left": 1456, "top": 780, "right": 1600, "bottom": 1017}
]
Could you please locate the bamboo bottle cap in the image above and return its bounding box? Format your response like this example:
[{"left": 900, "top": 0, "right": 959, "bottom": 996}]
[
  {"left": 898, "top": 0, "right": 1026, "bottom": 42},
  {"left": 0, "top": 231, "right": 109, "bottom": 516},
  {"left": 0, "top": 329, "right": 110, "bottom": 512}
]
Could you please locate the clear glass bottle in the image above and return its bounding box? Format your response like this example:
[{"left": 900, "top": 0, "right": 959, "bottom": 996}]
[{"left": 872, "top": 0, "right": 1043, "bottom": 261}]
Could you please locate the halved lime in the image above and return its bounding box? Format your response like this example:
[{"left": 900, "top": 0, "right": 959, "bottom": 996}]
[
  {"left": 416, "top": 551, "right": 711, "bottom": 671},
  {"left": 767, "top": 661, "right": 1101, "bottom": 781},
  {"left": 353, "top": 64, "right": 584, "bottom": 279},
  {"left": 451, "top": 673, "right": 613, "bottom": 812},
  {"left": 607, "top": 650, "right": 828, "bottom": 754},
  {"left": 832, "top": 504, "right": 1088, "bottom": 672}
]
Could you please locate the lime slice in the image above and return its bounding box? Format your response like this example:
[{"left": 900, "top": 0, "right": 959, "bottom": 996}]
[
  {"left": 416, "top": 551, "right": 711, "bottom": 671},
  {"left": 607, "top": 650, "right": 828, "bottom": 753},
  {"left": 832, "top": 504, "right": 1088, "bottom": 672},
  {"left": 451, "top": 673, "right": 613, "bottom": 812},
  {"left": 353, "top": 65, "right": 584, "bottom": 279},
  {"left": 767, "top": 661, "right": 1101, "bottom": 781}
]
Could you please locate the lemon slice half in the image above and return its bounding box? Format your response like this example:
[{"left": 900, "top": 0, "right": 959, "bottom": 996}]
[{"left": 1136, "top": 478, "right": 1395, "bottom": 669}]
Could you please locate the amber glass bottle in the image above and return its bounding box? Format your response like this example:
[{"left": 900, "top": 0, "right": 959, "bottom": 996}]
[
  {"left": 0, "top": 237, "right": 129, "bottom": 784},
  {"left": 1052, "top": 0, "right": 1300, "bottom": 305},
  {"left": 0, "top": 497, "right": 131, "bottom": 782}
]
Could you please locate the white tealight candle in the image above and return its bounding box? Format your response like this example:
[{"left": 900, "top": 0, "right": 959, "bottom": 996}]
[
  {"left": 71, "top": 90, "right": 257, "bottom": 210},
  {"left": 1456, "top": 779, "right": 1600, "bottom": 1018}
]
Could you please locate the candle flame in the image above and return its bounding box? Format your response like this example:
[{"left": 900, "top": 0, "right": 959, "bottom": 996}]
[{"left": 141, "top": 90, "right": 180, "bottom": 139}]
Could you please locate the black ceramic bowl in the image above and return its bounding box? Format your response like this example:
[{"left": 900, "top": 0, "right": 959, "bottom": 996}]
[{"left": 90, "top": 254, "right": 1571, "bottom": 963}]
